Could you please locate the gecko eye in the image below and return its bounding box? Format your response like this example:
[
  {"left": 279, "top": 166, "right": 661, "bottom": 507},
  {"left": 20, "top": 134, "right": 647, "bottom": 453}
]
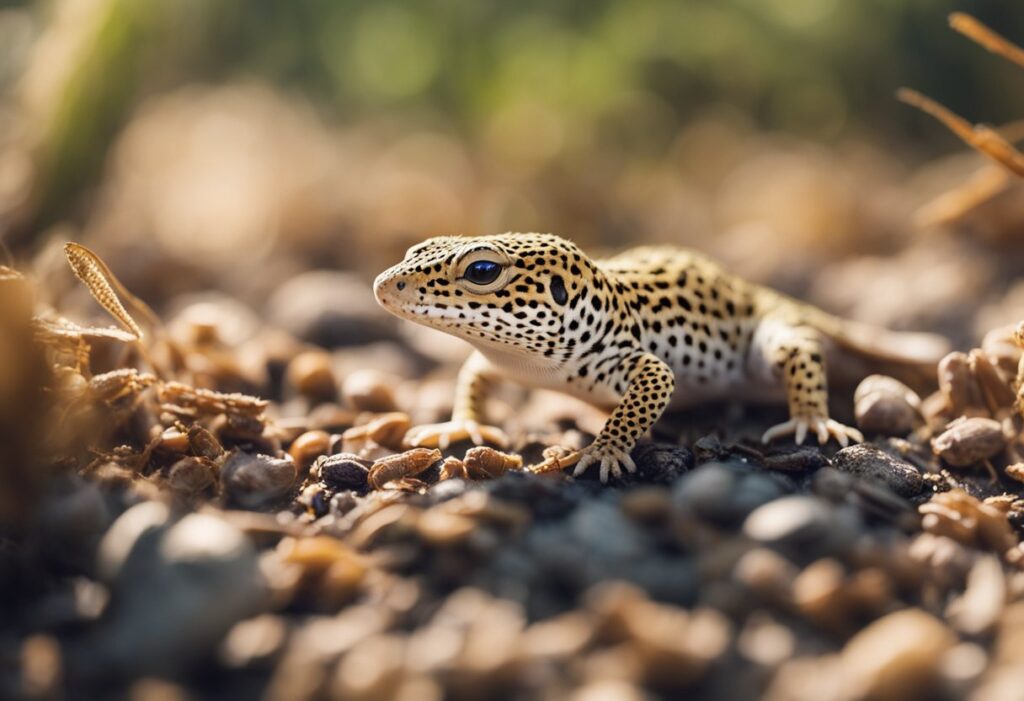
[{"left": 464, "top": 260, "right": 503, "bottom": 285}]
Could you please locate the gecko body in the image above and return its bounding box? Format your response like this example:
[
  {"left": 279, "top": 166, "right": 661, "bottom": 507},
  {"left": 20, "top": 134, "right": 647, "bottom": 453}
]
[{"left": 374, "top": 233, "right": 948, "bottom": 481}]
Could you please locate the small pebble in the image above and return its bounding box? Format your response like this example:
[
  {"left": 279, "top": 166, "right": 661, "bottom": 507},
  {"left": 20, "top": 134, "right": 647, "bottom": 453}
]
[
  {"left": 167, "top": 457, "right": 218, "bottom": 498},
  {"left": 221, "top": 452, "right": 297, "bottom": 509},
  {"left": 286, "top": 350, "right": 338, "bottom": 403},
  {"left": 287, "top": 430, "right": 331, "bottom": 474},
  {"left": 840, "top": 608, "right": 956, "bottom": 701},
  {"left": 854, "top": 375, "right": 922, "bottom": 436},
  {"left": 342, "top": 369, "right": 400, "bottom": 413},
  {"left": 931, "top": 417, "right": 1006, "bottom": 468}
]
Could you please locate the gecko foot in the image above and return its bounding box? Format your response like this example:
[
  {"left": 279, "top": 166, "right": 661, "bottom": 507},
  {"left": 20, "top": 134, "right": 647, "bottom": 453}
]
[
  {"left": 572, "top": 443, "right": 637, "bottom": 483},
  {"left": 404, "top": 419, "right": 509, "bottom": 450},
  {"left": 762, "top": 416, "right": 864, "bottom": 447}
]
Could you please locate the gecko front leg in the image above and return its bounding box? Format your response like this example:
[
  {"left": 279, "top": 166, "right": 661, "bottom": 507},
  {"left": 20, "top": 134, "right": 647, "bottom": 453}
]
[
  {"left": 405, "top": 351, "right": 510, "bottom": 449},
  {"left": 573, "top": 352, "right": 675, "bottom": 482},
  {"left": 755, "top": 318, "right": 863, "bottom": 446}
]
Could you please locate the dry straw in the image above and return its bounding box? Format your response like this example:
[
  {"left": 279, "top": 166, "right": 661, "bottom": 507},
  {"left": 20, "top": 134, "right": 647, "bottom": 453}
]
[{"left": 899, "top": 13, "right": 1024, "bottom": 178}]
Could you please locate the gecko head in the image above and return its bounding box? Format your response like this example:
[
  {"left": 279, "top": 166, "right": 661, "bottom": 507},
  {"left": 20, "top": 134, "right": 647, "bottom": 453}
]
[{"left": 374, "top": 233, "right": 597, "bottom": 357}]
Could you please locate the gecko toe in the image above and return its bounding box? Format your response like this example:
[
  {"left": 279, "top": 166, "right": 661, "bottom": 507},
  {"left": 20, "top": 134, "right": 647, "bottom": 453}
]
[
  {"left": 762, "top": 419, "right": 796, "bottom": 444},
  {"left": 621, "top": 451, "right": 637, "bottom": 473}
]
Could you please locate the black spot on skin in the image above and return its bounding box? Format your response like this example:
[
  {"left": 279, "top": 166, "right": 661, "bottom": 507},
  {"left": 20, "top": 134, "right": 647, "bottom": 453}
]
[{"left": 551, "top": 275, "right": 568, "bottom": 305}]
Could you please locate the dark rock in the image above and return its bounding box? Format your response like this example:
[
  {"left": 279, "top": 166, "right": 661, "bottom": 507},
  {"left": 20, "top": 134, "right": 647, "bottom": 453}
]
[
  {"left": 832, "top": 444, "right": 924, "bottom": 497},
  {"left": 762, "top": 446, "right": 830, "bottom": 473},
  {"left": 848, "top": 480, "right": 920, "bottom": 531},
  {"left": 37, "top": 477, "right": 113, "bottom": 573},
  {"left": 811, "top": 466, "right": 855, "bottom": 501},
  {"left": 743, "top": 495, "right": 861, "bottom": 561},
  {"left": 694, "top": 435, "right": 728, "bottom": 463},
  {"left": 484, "top": 471, "right": 588, "bottom": 520},
  {"left": 329, "top": 491, "right": 359, "bottom": 517},
  {"left": 84, "top": 507, "right": 266, "bottom": 679},
  {"left": 221, "top": 452, "right": 297, "bottom": 510},
  {"left": 671, "top": 462, "right": 792, "bottom": 527},
  {"left": 425, "top": 478, "right": 471, "bottom": 504},
  {"left": 568, "top": 499, "right": 649, "bottom": 560},
  {"left": 629, "top": 442, "right": 694, "bottom": 484}
]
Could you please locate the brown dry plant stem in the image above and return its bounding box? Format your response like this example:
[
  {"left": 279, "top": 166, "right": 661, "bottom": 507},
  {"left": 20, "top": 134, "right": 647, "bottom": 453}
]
[
  {"left": 949, "top": 12, "right": 1024, "bottom": 70},
  {"left": 897, "top": 89, "right": 1024, "bottom": 178},
  {"left": 898, "top": 14, "right": 1024, "bottom": 179}
]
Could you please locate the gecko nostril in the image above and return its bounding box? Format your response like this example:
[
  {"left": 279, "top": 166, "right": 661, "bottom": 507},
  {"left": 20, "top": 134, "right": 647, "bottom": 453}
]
[{"left": 396, "top": 280, "right": 406, "bottom": 291}]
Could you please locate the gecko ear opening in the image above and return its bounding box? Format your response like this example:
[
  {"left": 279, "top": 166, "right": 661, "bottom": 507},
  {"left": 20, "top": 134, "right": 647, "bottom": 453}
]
[{"left": 455, "top": 246, "right": 512, "bottom": 294}]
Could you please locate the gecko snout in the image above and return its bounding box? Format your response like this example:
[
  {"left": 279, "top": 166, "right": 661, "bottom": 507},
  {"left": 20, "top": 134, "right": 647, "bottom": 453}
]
[{"left": 373, "top": 267, "right": 410, "bottom": 309}]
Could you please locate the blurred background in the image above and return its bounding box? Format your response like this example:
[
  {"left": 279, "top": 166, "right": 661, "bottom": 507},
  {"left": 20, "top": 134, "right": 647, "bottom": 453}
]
[
  {"left": 4, "top": 5, "right": 1024, "bottom": 700},
  {"left": 0, "top": 0, "right": 1023, "bottom": 345}
]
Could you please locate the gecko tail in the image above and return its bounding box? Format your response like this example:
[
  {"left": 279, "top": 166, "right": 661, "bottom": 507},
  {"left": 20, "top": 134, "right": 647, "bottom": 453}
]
[
  {"left": 814, "top": 316, "right": 951, "bottom": 394},
  {"left": 829, "top": 319, "right": 952, "bottom": 366}
]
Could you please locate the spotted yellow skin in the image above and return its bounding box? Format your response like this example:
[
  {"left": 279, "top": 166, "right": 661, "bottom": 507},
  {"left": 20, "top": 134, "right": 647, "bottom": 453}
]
[{"left": 374, "top": 233, "right": 947, "bottom": 482}]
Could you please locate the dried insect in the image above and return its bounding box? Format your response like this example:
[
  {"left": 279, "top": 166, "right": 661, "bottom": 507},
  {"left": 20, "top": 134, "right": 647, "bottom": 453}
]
[
  {"left": 88, "top": 368, "right": 158, "bottom": 405},
  {"left": 367, "top": 448, "right": 442, "bottom": 490},
  {"left": 931, "top": 416, "right": 1007, "bottom": 473},
  {"left": 159, "top": 381, "right": 268, "bottom": 419},
  {"left": 49, "top": 367, "right": 157, "bottom": 426},
  {"left": 933, "top": 349, "right": 1017, "bottom": 422},
  {"left": 439, "top": 456, "right": 468, "bottom": 481},
  {"left": 920, "top": 489, "right": 1017, "bottom": 555},
  {"left": 463, "top": 446, "right": 523, "bottom": 479}
]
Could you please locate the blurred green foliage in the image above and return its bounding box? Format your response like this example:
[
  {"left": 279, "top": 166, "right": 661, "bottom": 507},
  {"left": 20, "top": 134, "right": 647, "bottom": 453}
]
[
  {"left": 196, "top": 0, "right": 1024, "bottom": 144},
  {"left": 2, "top": 0, "right": 1023, "bottom": 244}
]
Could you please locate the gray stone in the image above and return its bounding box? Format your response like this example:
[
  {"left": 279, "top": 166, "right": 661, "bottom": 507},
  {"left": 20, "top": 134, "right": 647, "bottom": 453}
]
[
  {"left": 568, "top": 499, "right": 648, "bottom": 561},
  {"left": 82, "top": 509, "right": 267, "bottom": 679},
  {"left": 672, "top": 462, "right": 790, "bottom": 526},
  {"left": 222, "top": 452, "right": 297, "bottom": 509},
  {"left": 743, "top": 495, "right": 861, "bottom": 561}
]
